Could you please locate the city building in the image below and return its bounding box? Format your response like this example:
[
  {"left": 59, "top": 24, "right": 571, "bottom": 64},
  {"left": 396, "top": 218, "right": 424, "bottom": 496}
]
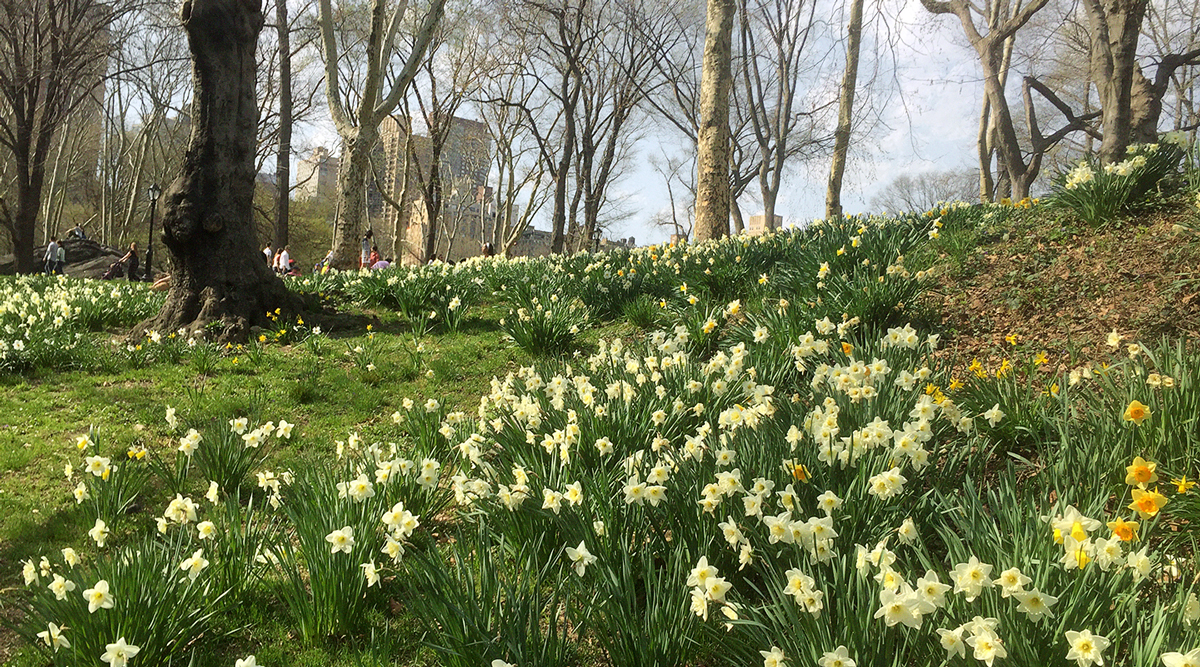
[
  {"left": 378, "top": 115, "right": 493, "bottom": 264},
  {"left": 745, "top": 213, "right": 782, "bottom": 236},
  {"left": 294, "top": 147, "right": 339, "bottom": 202}
]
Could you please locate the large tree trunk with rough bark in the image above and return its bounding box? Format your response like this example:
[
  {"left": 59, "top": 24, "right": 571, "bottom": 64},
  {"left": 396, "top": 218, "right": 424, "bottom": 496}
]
[
  {"left": 140, "top": 0, "right": 298, "bottom": 342},
  {"left": 694, "top": 0, "right": 735, "bottom": 242},
  {"left": 1084, "top": 0, "right": 1149, "bottom": 164},
  {"left": 825, "top": 0, "right": 864, "bottom": 220}
]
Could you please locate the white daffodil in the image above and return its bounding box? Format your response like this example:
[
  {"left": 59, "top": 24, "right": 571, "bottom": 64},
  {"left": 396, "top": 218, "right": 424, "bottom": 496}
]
[{"left": 100, "top": 637, "right": 140, "bottom": 667}]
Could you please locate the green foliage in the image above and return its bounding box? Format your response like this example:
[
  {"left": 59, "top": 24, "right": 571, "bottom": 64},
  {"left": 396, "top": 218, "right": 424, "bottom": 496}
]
[
  {"left": 10, "top": 532, "right": 228, "bottom": 667},
  {"left": 1047, "top": 141, "right": 1184, "bottom": 226}
]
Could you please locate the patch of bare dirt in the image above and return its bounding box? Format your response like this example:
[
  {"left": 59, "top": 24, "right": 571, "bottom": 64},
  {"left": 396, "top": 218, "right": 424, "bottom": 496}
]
[{"left": 930, "top": 204, "right": 1200, "bottom": 366}]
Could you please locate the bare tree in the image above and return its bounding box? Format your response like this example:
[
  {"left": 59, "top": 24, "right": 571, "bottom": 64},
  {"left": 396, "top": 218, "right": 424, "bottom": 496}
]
[
  {"left": 1142, "top": 0, "right": 1200, "bottom": 133},
  {"left": 825, "top": 0, "right": 864, "bottom": 220},
  {"left": 1083, "top": 0, "right": 1200, "bottom": 161},
  {"left": 639, "top": 0, "right": 758, "bottom": 233},
  {"left": 273, "top": 0, "right": 292, "bottom": 249},
  {"left": 649, "top": 147, "right": 695, "bottom": 240},
  {"left": 476, "top": 43, "right": 553, "bottom": 256},
  {"left": 869, "top": 168, "right": 979, "bottom": 212},
  {"left": 921, "top": 0, "right": 1051, "bottom": 201},
  {"left": 399, "top": 1, "right": 489, "bottom": 263},
  {"left": 736, "top": 0, "right": 828, "bottom": 231},
  {"left": 318, "top": 0, "right": 446, "bottom": 269},
  {"left": 0, "top": 0, "right": 132, "bottom": 272},
  {"left": 141, "top": 0, "right": 297, "bottom": 341}
]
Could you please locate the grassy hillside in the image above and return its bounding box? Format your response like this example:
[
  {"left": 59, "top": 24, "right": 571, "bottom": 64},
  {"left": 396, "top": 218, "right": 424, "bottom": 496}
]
[{"left": 1, "top": 194, "right": 1198, "bottom": 667}]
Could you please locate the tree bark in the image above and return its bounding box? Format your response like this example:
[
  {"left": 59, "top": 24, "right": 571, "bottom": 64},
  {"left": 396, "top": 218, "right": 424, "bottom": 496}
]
[
  {"left": 274, "top": 0, "right": 292, "bottom": 249},
  {"left": 141, "top": 0, "right": 298, "bottom": 342},
  {"left": 694, "top": 0, "right": 735, "bottom": 242},
  {"left": 825, "top": 0, "right": 864, "bottom": 219},
  {"left": 1083, "top": 0, "right": 1149, "bottom": 163}
]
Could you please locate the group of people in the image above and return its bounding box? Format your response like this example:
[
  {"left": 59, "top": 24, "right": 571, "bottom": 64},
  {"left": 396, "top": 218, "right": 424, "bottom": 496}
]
[
  {"left": 359, "top": 230, "right": 392, "bottom": 270},
  {"left": 42, "top": 225, "right": 90, "bottom": 275},
  {"left": 262, "top": 245, "right": 301, "bottom": 276}
]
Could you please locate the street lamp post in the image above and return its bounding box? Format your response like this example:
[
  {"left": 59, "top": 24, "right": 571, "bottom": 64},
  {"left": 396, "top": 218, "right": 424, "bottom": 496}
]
[{"left": 146, "top": 183, "right": 161, "bottom": 281}]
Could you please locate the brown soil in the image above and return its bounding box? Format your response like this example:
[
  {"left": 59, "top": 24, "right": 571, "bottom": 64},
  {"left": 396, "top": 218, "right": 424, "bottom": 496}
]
[{"left": 929, "top": 203, "right": 1200, "bottom": 367}]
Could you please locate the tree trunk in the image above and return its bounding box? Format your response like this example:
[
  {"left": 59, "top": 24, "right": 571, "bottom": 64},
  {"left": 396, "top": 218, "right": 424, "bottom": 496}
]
[
  {"left": 1084, "top": 0, "right": 1149, "bottom": 163},
  {"left": 730, "top": 197, "right": 745, "bottom": 234},
  {"left": 330, "top": 128, "right": 378, "bottom": 268},
  {"left": 977, "top": 91, "right": 994, "bottom": 202},
  {"left": 825, "top": 0, "right": 864, "bottom": 220},
  {"left": 141, "top": 0, "right": 298, "bottom": 342},
  {"left": 550, "top": 115, "right": 576, "bottom": 254},
  {"left": 12, "top": 182, "right": 41, "bottom": 274},
  {"left": 274, "top": 0, "right": 291, "bottom": 249},
  {"left": 694, "top": 0, "right": 735, "bottom": 242}
]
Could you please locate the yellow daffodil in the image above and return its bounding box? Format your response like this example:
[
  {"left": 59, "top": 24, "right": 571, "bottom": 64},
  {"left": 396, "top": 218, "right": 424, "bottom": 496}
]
[
  {"left": 1124, "top": 456, "right": 1158, "bottom": 486},
  {"left": 1128, "top": 487, "right": 1168, "bottom": 519},
  {"left": 1005, "top": 332, "right": 1018, "bottom": 345},
  {"left": 1172, "top": 476, "right": 1197, "bottom": 494},
  {"left": 1123, "top": 400, "right": 1151, "bottom": 425},
  {"left": 1034, "top": 351, "right": 1048, "bottom": 365},
  {"left": 948, "top": 377, "right": 964, "bottom": 391},
  {"left": 841, "top": 342, "right": 854, "bottom": 356},
  {"left": 792, "top": 463, "right": 810, "bottom": 483},
  {"left": 1106, "top": 518, "right": 1139, "bottom": 542}
]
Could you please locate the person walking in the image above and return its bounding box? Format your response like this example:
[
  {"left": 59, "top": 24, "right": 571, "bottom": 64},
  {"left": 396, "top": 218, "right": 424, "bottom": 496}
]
[
  {"left": 55, "top": 243, "right": 66, "bottom": 275},
  {"left": 263, "top": 245, "right": 273, "bottom": 265},
  {"left": 118, "top": 242, "right": 140, "bottom": 281},
  {"left": 43, "top": 236, "right": 60, "bottom": 275},
  {"left": 276, "top": 245, "right": 291, "bottom": 274}
]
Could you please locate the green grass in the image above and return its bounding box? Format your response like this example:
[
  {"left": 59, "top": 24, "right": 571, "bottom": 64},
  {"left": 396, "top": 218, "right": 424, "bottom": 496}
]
[{"left": 0, "top": 308, "right": 532, "bottom": 666}]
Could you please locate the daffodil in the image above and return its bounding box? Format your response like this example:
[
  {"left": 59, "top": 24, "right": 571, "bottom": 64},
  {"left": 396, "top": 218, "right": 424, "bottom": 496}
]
[
  {"left": 100, "top": 637, "right": 140, "bottom": 667},
  {"left": 36, "top": 622, "right": 70, "bottom": 652},
  {"left": 818, "top": 646, "right": 855, "bottom": 667},
  {"left": 1015, "top": 588, "right": 1058, "bottom": 620},
  {"left": 1129, "top": 487, "right": 1168, "bottom": 519},
  {"left": 760, "top": 646, "right": 788, "bottom": 667},
  {"left": 565, "top": 541, "right": 596, "bottom": 577},
  {"left": 1172, "top": 476, "right": 1197, "bottom": 494},
  {"left": 1125, "top": 456, "right": 1158, "bottom": 486},
  {"left": 88, "top": 518, "right": 109, "bottom": 548},
  {"left": 1124, "top": 400, "right": 1151, "bottom": 425},
  {"left": 1161, "top": 649, "right": 1200, "bottom": 667},
  {"left": 1065, "top": 630, "right": 1110, "bottom": 667},
  {"left": 179, "top": 548, "right": 209, "bottom": 581},
  {"left": 1107, "top": 517, "right": 1139, "bottom": 542},
  {"left": 326, "top": 526, "right": 356, "bottom": 554},
  {"left": 83, "top": 579, "right": 114, "bottom": 613}
]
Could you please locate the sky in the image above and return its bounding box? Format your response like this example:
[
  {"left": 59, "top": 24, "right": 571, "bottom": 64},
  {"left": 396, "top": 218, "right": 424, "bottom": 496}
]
[
  {"left": 605, "top": 12, "right": 986, "bottom": 245},
  {"left": 298, "top": 2, "right": 988, "bottom": 248}
]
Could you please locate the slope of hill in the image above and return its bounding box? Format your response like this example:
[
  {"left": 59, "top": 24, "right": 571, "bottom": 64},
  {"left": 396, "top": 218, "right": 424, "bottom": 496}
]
[{"left": 928, "top": 201, "right": 1200, "bottom": 364}]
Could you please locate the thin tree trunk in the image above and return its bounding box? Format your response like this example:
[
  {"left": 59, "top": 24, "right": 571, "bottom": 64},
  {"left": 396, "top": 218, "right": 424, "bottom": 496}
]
[
  {"left": 694, "top": 0, "right": 736, "bottom": 241},
  {"left": 825, "top": 0, "right": 864, "bottom": 220},
  {"left": 274, "top": 0, "right": 292, "bottom": 249},
  {"left": 977, "top": 96, "right": 994, "bottom": 202}
]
